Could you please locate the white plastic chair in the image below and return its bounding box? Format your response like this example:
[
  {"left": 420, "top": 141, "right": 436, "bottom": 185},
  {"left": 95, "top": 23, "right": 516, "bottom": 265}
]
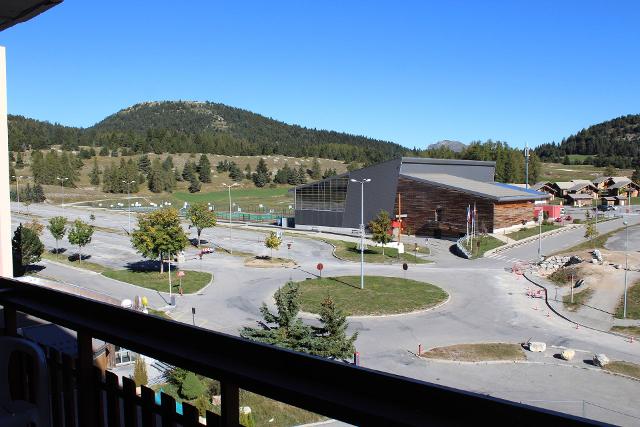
[{"left": 0, "top": 336, "right": 51, "bottom": 427}]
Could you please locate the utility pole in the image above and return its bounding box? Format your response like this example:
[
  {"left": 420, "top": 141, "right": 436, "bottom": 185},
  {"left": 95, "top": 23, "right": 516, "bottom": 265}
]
[
  {"left": 623, "top": 220, "right": 629, "bottom": 318},
  {"left": 122, "top": 180, "right": 136, "bottom": 234},
  {"left": 56, "top": 177, "right": 68, "bottom": 216},
  {"left": 350, "top": 178, "right": 371, "bottom": 290},
  {"left": 524, "top": 143, "right": 530, "bottom": 190},
  {"left": 11, "top": 175, "right": 23, "bottom": 211},
  {"left": 537, "top": 209, "right": 543, "bottom": 260},
  {"left": 222, "top": 183, "right": 238, "bottom": 254}
]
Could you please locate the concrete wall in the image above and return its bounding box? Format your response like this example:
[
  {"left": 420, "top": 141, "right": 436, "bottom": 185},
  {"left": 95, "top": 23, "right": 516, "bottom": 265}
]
[{"left": 0, "top": 47, "right": 11, "bottom": 277}]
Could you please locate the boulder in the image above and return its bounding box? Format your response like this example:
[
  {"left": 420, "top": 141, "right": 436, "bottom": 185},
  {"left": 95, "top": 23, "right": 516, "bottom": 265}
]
[
  {"left": 527, "top": 341, "right": 546, "bottom": 352},
  {"left": 593, "top": 354, "right": 609, "bottom": 367},
  {"left": 560, "top": 349, "right": 575, "bottom": 361}
]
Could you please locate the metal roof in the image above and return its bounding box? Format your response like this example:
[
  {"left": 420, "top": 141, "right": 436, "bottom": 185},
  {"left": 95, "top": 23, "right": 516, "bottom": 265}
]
[
  {"left": 0, "top": 0, "right": 62, "bottom": 31},
  {"left": 400, "top": 172, "right": 548, "bottom": 202},
  {"left": 592, "top": 176, "right": 610, "bottom": 184},
  {"left": 567, "top": 193, "right": 593, "bottom": 200},
  {"left": 400, "top": 157, "right": 496, "bottom": 167},
  {"left": 609, "top": 179, "right": 633, "bottom": 189}
]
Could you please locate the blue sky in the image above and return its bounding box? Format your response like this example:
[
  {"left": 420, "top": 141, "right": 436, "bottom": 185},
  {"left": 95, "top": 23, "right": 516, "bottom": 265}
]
[{"left": 1, "top": 1, "right": 639, "bottom": 149}]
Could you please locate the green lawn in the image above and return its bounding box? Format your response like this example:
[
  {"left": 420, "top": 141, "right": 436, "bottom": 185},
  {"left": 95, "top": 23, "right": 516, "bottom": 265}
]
[
  {"left": 552, "top": 225, "right": 636, "bottom": 255},
  {"left": 102, "top": 269, "right": 212, "bottom": 294},
  {"left": 174, "top": 187, "right": 291, "bottom": 206},
  {"left": 615, "top": 281, "right": 640, "bottom": 319},
  {"left": 563, "top": 288, "right": 594, "bottom": 311},
  {"left": 293, "top": 276, "right": 448, "bottom": 316},
  {"left": 461, "top": 235, "right": 504, "bottom": 258},
  {"left": 507, "top": 223, "right": 560, "bottom": 241},
  {"left": 238, "top": 390, "right": 324, "bottom": 427},
  {"left": 41, "top": 250, "right": 108, "bottom": 273},
  {"left": 322, "top": 238, "right": 430, "bottom": 264}
]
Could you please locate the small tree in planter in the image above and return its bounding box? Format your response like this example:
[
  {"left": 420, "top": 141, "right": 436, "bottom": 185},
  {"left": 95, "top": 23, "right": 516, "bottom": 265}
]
[
  {"left": 368, "top": 210, "right": 393, "bottom": 256},
  {"left": 264, "top": 232, "right": 282, "bottom": 259}
]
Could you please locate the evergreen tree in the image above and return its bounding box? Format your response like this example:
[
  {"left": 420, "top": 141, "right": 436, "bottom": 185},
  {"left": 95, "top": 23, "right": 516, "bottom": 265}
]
[
  {"left": 228, "top": 162, "right": 243, "bottom": 181},
  {"left": 604, "top": 165, "right": 616, "bottom": 177},
  {"left": 632, "top": 168, "right": 640, "bottom": 185},
  {"left": 274, "top": 163, "right": 292, "bottom": 184},
  {"left": 132, "top": 357, "right": 148, "bottom": 387},
  {"left": 99, "top": 146, "right": 109, "bottom": 156},
  {"left": 12, "top": 223, "right": 44, "bottom": 276},
  {"left": 15, "top": 152, "right": 24, "bottom": 168},
  {"left": 138, "top": 154, "right": 151, "bottom": 175},
  {"left": 252, "top": 158, "right": 271, "bottom": 187},
  {"left": 182, "top": 161, "right": 197, "bottom": 182},
  {"left": 322, "top": 168, "right": 338, "bottom": 179},
  {"left": 309, "top": 158, "right": 321, "bottom": 180},
  {"left": 162, "top": 155, "right": 174, "bottom": 171},
  {"left": 244, "top": 163, "right": 252, "bottom": 179},
  {"left": 295, "top": 166, "right": 307, "bottom": 185},
  {"left": 89, "top": 157, "right": 101, "bottom": 185},
  {"left": 9, "top": 163, "right": 16, "bottom": 182},
  {"left": 197, "top": 154, "right": 212, "bottom": 183},
  {"left": 180, "top": 372, "right": 205, "bottom": 400},
  {"left": 188, "top": 174, "right": 202, "bottom": 193},
  {"left": 313, "top": 296, "right": 358, "bottom": 360}
]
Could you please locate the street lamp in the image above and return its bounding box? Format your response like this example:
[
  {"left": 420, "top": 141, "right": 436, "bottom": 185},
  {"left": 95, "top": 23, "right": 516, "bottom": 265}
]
[
  {"left": 623, "top": 220, "right": 629, "bottom": 318},
  {"left": 222, "top": 183, "right": 239, "bottom": 254},
  {"left": 350, "top": 178, "right": 372, "bottom": 290},
  {"left": 122, "top": 180, "right": 136, "bottom": 234},
  {"left": 56, "top": 177, "right": 69, "bottom": 216},
  {"left": 11, "top": 175, "right": 24, "bottom": 210}
]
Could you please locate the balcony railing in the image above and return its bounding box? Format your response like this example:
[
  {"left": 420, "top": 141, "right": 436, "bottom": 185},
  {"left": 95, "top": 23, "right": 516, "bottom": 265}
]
[{"left": 0, "top": 276, "right": 596, "bottom": 426}]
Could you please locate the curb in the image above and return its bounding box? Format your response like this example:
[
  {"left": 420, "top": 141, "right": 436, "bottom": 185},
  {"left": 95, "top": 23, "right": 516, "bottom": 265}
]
[{"left": 484, "top": 225, "right": 581, "bottom": 257}]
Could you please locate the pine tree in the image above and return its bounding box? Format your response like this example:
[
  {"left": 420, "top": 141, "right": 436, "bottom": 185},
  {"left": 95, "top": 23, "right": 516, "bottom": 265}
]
[
  {"left": 322, "top": 168, "right": 337, "bottom": 179},
  {"left": 274, "top": 163, "right": 292, "bottom": 184},
  {"left": 12, "top": 223, "right": 44, "bottom": 276},
  {"left": 228, "top": 162, "right": 243, "bottom": 181},
  {"left": 313, "top": 296, "right": 357, "bottom": 360},
  {"left": 180, "top": 372, "right": 205, "bottom": 400},
  {"left": 15, "top": 152, "right": 24, "bottom": 168},
  {"left": 252, "top": 158, "right": 271, "bottom": 187},
  {"left": 89, "top": 157, "right": 101, "bottom": 185},
  {"left": 309, "top": 158, "right": 321, "bottom": 180},
  {"left": 182, "top": 161, "right": 197, "bottom": 182},
  {"left": 99, "top": 146, "right": 109, "bottom": 156},
  {"left": 632, "top": 168, "right": 640, "bottom": 185},
  {"left": 197, "top": 154, "right": 212, "bottom": 183},
  {"left": 244, "top": 163, "right": 252, "bottom": 179},
  {"left": 138, "top": 154, "right": 151, "bottom": 175},
  {"left": 188, "top": 175, "right": 201, "bottom": 193},
  {"left": 296, "top": 166, "right": 307, "bottom": 185}
]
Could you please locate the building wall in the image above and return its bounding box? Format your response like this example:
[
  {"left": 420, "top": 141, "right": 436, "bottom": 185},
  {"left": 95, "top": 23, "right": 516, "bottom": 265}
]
[
  {"left": 394, "top": 177, "right": 494, "bottom": 237},
  {"left": 494, "top": 201, "right": 535, "bottom": 229}
]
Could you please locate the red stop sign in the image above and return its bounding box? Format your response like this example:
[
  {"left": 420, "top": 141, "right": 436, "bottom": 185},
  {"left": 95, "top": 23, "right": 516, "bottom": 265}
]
[{"left": 316, "top": 263, "right": 324, "bottom": 271}]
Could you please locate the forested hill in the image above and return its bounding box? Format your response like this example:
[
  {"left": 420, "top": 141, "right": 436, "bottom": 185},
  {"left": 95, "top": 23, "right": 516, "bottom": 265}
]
[
  {"left": 9, "top": 101, "right": 406, "bottom": 165},
  {"left": 535, "top": 114, "right": 640, "bottom": 168}
]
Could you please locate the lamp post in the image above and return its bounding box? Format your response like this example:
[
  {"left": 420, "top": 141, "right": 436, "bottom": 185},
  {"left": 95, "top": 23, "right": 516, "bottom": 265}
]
[
  {"left": 623, "top": 220, "right": 629, "bottom": 318},
  {"left": 11, "top": 175, "right": 24, "bottom": 210},
  {"left": 350, "top": 178, "right": 371, "bottom": 290},
  {"left": 56, "top": 177, "right": 68, "bottom": 216},
  {"left": 524, "top": 143, "right": 529, "bottom": 190},
  {"left": 122, "top": 180, "right": 136, "bottom": 234},
  {"left": 222, "top": 183, "right": 239, "bottom": 254},
  {"left": 537, "top": 209, "right": 543, "bottom": 260}
]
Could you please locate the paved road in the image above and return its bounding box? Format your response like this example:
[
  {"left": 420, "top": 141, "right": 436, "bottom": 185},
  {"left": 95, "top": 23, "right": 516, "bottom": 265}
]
[{"left": 10, "top": 202, "right": 640, "bottom": 425}]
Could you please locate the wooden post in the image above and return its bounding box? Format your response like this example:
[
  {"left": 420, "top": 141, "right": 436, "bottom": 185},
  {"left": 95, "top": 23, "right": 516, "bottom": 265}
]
[
  {"left": 221, "top": 380, "right": 239, "bottom": 427},
  {"left": 77, "top": 330, "right": 97, "bottom": 426}
]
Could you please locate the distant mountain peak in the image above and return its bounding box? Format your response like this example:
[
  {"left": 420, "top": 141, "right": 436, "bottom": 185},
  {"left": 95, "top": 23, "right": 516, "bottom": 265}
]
[{"left": 427, "top": 140, "right": 466, "bottom": 153}]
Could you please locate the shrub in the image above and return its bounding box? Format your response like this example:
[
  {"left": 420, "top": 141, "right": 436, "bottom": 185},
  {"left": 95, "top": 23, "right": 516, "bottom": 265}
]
[
  {"left": 132, "top": 357, "right": 148, "bottom": 387},
  {"left": 180, "top": 372, "right": 205, "bottom": 400},
  {"left": 194, "top": 394, "right": 212, "bottom": 417},
  {"left": 573, "top": 219, "right": 583, "bottom": 224},
  {"left": 548, "top": 267, "right": 578, "bottom": 286}
]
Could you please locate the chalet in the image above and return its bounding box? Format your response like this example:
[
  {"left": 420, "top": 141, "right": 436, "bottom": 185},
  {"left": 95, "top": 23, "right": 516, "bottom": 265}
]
[{"left": 549, "top": 180, "right": 598, "bottom": 206}]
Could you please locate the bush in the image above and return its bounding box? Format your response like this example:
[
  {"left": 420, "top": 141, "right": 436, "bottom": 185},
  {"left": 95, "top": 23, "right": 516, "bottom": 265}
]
[
  {"left": 548, "top": 267, "right": 578, "bottom": 286},
  {"left": 194, "top": 394, "right": 212, "bottom": 417},
  {"left": 180, "top": 372, "right": 205, "bottom": 400},
  {"left": 573, "top": 219, "right": 583, "bottom": 224},
  {"left": 132, "top": 357, "right": 148, "bottom": 387}
]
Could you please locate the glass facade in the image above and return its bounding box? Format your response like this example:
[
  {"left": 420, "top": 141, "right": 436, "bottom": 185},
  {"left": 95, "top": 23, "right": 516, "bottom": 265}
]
[{"left": 296, "top": 177, "right": 349, "bottom": 211}]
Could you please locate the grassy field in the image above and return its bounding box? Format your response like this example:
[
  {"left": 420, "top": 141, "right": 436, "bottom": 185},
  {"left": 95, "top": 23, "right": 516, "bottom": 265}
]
[
  {"left": 420, "top": 343, "right": 525, "bottom": 362},
  {"left": 552, "top": 225, "right": 633, "bottom": 255},
  {"left": 540, "top": 162, "right": 633, "bottom": 182},
  {"left": 41, "top": 250, "right": 108, "bottom": 273},
  {"left": 604, "top": 361, "right": 640, "bottom": 380},
  {"left": 507, "top": 223, "right": 561, "bottom": 241},
  {"left": 611, "top": 326, "right": 640, "bottom": 338},
  {"left": 322, "top": 238, "right": 429, "bottom": 264},
  {"left": 293, "top": 276, "right": 448, "bottom": 316},
  {"left": 173, "top": 187, "right": 291, "bottom": 207},
  {"left": 238, "top": 390, "right": 324, "bottom": 427},
  {"left": 462, "top": 235, "right": 504, "bottom": 258},
  {"left": 102, "top": 269, "right": 212, "bottom": 294},
  {"left": 563, "top": 288, "right": 594, "bottom": 311},
  {"left": 615, "top": 281, "right": 640, "bottom": 319}
]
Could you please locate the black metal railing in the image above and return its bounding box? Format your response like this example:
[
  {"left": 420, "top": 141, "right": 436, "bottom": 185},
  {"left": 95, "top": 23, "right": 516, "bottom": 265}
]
[{"left": 0, "top": 277, "right": 597, "bottom": 426}]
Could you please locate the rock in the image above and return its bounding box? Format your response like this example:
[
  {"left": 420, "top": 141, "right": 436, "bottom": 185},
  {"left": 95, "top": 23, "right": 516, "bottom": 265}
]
[
  {"left": 592, "top": 259, "right": 599, "bottom": 264},
  {"left": 560, "top": 349, "right": 575, "bottom": 361},
  {"left": 240, "top": 406, "right": 252, "bottom": 415},
  {"left": 527, "top": 341, "right": 546, "bottom": 352},
  {"left": 593, "top": 354, "right": 609, "bottom": 367}
]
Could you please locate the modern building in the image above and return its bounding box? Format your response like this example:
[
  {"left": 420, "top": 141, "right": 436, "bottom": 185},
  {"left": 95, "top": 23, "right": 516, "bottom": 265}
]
[{"left": 292, "top": 157, "right": 548, "bottom": 237}]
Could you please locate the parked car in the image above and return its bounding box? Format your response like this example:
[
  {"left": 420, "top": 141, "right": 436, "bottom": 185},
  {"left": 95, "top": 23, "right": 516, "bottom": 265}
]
[{"left": 597, "top": 205, "right": 615, "bottom": 212}]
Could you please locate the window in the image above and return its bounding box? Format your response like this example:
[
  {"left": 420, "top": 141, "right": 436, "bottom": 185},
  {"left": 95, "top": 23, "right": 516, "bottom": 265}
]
[
  {"left": 115, "top": 346, "right": 138, "bottom": 365},
  {"left": 296, "top": 177, "right": 348, "bottom": 212}
]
